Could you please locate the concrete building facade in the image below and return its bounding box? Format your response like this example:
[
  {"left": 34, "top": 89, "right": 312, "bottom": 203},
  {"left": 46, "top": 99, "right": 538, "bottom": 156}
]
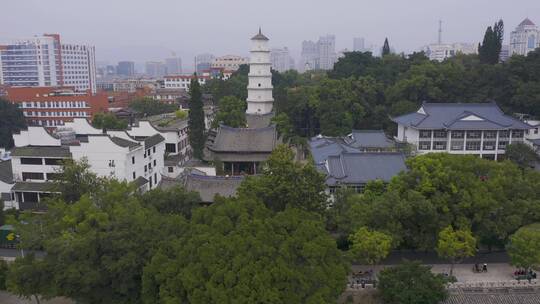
[{"left": 510, "top": 18, "right": 540, "bottom": 56}]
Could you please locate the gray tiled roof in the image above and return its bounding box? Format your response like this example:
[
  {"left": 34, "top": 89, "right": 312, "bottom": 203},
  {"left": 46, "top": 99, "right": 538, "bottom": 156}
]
[
  {"left": 392, "top": 102, "right": 532, "bottom": 130},
  {"left": 144, "top": 134, "right": 165, "bottom": 149},
  {"left": 110, "top": 137, "right": 140, "bottom": 148},
  {"left": 246, "top": 113, "right": 274, "bottom": 129},
  {"left": 11, "top": 146, "right": 71, "bottom": 158},
  {"left": 184, "top": 174, "right": 243, "bottom": 203},
  {"left": 349, "top": 130, "right": 395, "bottom": 149},
  {"left": 133, "top": 176, "right": 148, "bottom": 188},
  {"left": 12, "top": 182, "right": 56, "bottom": 192},
  {"left": 443, "top": 291, "right": 540, "bottom": 304},
  {"left": 325, "top": 153, "right": 407, "bottom": 185},
  {"left": 0, "top": 160, "right": 13, "bottom": 184},
  {"left": 209, "top": 125, "right": 277, "bottom": 153},
  {"left": 309, "top": 136, "right": 358, "bottom": 164}
]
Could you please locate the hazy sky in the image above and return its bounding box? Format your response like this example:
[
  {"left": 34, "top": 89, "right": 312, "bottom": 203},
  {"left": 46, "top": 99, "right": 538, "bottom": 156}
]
[{"left": 1, "top": 0, "right": 539, "bottom": 71}]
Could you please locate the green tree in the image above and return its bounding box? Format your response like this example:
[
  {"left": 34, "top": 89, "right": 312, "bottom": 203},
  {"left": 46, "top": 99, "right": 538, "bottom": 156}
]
[
  {"left": 129, "top": 97, "right": 177, "bottom": 116},
  {"left": 0, "top": 97, "right": 26, "bottom": 148},
  {"left": 92, "top": 112, "right": 128, "bottom": 130},
  {"left": 14, "top": 181, "right": 187, "bottom": 304},
  {"left": 6, "top": 254, "right": 53, "bottom": 304},
  {"left": 505, "top": 142, "right": 539, "bottom": 169},
  {"left": 237, "top": 145, "right": 328, "bottom": 214},
  {"left": 349, "top": 227, "right": 393, "bottom": 265},
  {"left": 378, "top": 261, "right": 448, "bottom": 304},
  {"left": 142, "top": 199, "right": 349, "bottom": 304},
  {"left": 54, "top": 158, "right": 104, "bottom": 203},
  {"left": 478, "top": 20, "right": 504, "bottom": 64},
  {"left": 212, "top": 95, "right": 246, "bottom": 128},
  {"left": 140, "top": 186, "right": 201, "bottom": 219},
  {"left": 507, "top": 223, "right": 540, "bottom": 269},
  {"left": 382, "top": 38, "right": 391, "bottom": 56},
  {"left": 188, "top": 75, "right": 206, "bottom": 159},
  {"left": 436, "top": 226, "right": 476, "bottom": 275},
  {"left": 0, "top": 259, "right": 8, "bottom": 290}
]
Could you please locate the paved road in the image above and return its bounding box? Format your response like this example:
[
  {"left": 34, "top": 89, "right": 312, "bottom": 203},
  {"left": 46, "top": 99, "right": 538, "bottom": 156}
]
[{"left": 0, "top": 292, "right": 72, "bottom": 304}]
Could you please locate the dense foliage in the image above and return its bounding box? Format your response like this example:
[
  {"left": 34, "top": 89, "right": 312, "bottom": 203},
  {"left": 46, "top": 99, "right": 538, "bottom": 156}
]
[
  {"left": 188, "top": 77, "right": 206, "bottom": 159},
  {"left": 204, "top": 48, "right": 540, "bottom": 138},
  {"left": 6, "top": 148, "right": 348, "bottom": 303},
  {"left": 478, "top": 20, "right": 504, "bottom": 64},
  {"left": 507, "top": 223, "right": 540, "bottom": 269},
  {"left": 0, "top": 97, "right": 26, "bottom": 148},
  {"left": 349, "top": 227, "right": 393, "bottom": 265},
  {"left": 329, "top": 154, "right": 540, "bottom": 250},
  {"left": 378, "top": 261, "right": 448, "bottom": 304},
  {"left": 212, "top": 95, "right": 246, "bottom": 128},
  {"left": 129, "top": 97, "right": 177, "bottom": 116},
  {"left": 92, "top": 112, "right": 128, "bottom": 130}
]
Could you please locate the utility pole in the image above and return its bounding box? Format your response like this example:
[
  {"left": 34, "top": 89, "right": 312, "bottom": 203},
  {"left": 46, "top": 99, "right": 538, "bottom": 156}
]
[{"left": 438, "top": 20, "right": 443, "bottom": 44}]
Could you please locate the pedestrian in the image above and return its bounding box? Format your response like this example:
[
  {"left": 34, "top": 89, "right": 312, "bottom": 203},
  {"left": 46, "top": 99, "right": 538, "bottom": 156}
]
[{"left": 483, "top": 263, "right": 487, "bottom": 272}]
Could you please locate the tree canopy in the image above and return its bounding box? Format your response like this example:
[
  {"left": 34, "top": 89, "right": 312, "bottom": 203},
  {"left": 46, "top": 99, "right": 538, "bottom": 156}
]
[
  {"left": 0, "top": 97, "right": 26, "bottom": 148},
  {"left": 349, "top": 227, "right": 393, "bottom": 265},
  {"left": 129, "top": 97, "right": 178, "bottom": 116},
  {"left": 478, "top": 19, "right": 504, "bottom": 64},
  {"left": 212, "top": 95, "right": 246, "bottom": 128},
  {"left": 378, "top": 261, "right": 448, "bottom": 304},
  {"left": 92, "top": 112, "right": 128, "bottom": 130},
  {"left": 507, "top": 223, "right": 540, "bottom": 269},
  {"left": 142, "top": 199, "right": 349, "bottom": 304},
  {"left": 188, "top": 76, "right": 206, "bottom": 159}
]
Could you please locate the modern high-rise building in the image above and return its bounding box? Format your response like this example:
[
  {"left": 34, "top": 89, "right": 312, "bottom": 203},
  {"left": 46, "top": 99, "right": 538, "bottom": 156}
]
[
  {"left": 165, "top": 57, "right": 182, "bottom": 75},
  {"left": 116, "top": 61, "right": 135, "bottom": 77},
  {"left": 195, "top": 53, "right": 215, "bottom": 74},
  {"left": 0, "top": 34, "right": 97, "bottom": 93},
  {"left": 270, "top": 47, "right": 294, "bottom": 72},
  {"left": 145, "top": 61, "right": 167, "bottom": 78},
  {"left": 299, "top": 35, "right": 337, "bottom": 71},
  {"left": 353, "top": 37, "right": 366, "bottom": 52},
  {"left": 510, "top": 18, "right": 540, "bottom": 56}
]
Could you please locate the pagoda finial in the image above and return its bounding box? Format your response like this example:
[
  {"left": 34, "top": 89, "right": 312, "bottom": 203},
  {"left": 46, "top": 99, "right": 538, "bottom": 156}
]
[{"left": 259, "top": 27, "right": 262, "bottom": 35}]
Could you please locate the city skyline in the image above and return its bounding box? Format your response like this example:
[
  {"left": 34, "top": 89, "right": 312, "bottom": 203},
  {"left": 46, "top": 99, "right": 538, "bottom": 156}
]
[{"left": 1, "top": 0, "right": 539, "bottom": 72}]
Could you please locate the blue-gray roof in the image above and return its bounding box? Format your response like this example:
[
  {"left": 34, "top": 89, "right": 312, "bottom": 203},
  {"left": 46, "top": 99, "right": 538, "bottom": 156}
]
[
  {"left": 348, "top": 130, "right": 395, "bottom": 149},
  {"left": 529, "top": 138, "right": 540, "bottom": 146},
  {"left": 325, "top": 153, "right": 407, "bottom": 186},
  {"left": 309, "top": 136, "right": 357, "bottom": 164},
  {"left": 392, "top": 102, "right": 532, "bottom": 130}
]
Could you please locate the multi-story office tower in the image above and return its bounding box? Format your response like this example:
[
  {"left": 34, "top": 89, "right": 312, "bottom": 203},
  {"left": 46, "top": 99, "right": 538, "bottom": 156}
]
[
  {"left": 353, "top": 37, "right": 366, "bottom": 52},
  {"left": 300, "top": 40, "right": 318, "bottom": 71},
  {"left": 145, "top": 61, "right": 167, "bottom": 78},
  {"left": 195, "top": 53, "right": 215, "bottom": 74},
  {"left": 299, "top": 35, "right": 337, "bottom": 71},
  {"left": 510, "top": 18, "right": 540, "bottom": 56},
  {"left": 0, "top": 34, "right": 97, "bottom": 93},
  {"left": 165, "top": 57, "right": 182, "bottom": 75},
  {"left": 270, "top": 47, "right": 294, "bottom": 72},
  {"left": 317, "top": 35, "right": 337, "bottom": 70},
  {"left": 116, "top": 61, "right": 135, "bottom": 77}
]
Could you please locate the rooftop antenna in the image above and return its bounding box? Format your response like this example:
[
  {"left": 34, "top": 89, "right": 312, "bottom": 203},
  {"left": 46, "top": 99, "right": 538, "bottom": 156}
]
[{"left": 438, "top": 20, "right": 442, "bottom": 44}]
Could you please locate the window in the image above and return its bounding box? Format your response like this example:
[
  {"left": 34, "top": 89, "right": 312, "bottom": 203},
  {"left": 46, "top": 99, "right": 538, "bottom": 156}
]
[
  {"left": 108, "top": 160, "right": 115, "bottom": 167},
  {"left": 511, "top": 130, "right": 524, "bottom": 138},
  {"left": 153, "top": 146, "right": 156, "bottom": 153},
  {"left": 499, "top": 130, "right": 509, "bottom": 138},
  {"left": 132, "top": 156, "right": 135, "bottom": 164},
  {"left": 498, "top": 141, "right": 508, "bottom": 150},
  {"left": 483, "top": 141, "right": 496, "bottom": 150},
  {"left": 132, "top": 172, "right": 136, "bottom": 179},
  {"left": 528, "top": 35, "right": 536, "bottom": 49},
  {"left": 20, "top": 158, "right": 43, "bottom": 165},
  {"left": 168, "top": 167, "right": 174, "bottom": 173},
  {"left": 433, "top": 141, "right": 447, "bottom": 150},
  {"left": 451, "top": 131, "right": 464, "bottom": 139},
  {"left": 419, "top": 141, "right": 431, "bottom": 150},
  {"left": 433, "top": 130, "right": 447, "bottom": 138},
  {"left": 466, "top": 141, "right": 481, "bottom": 151},
  {"left": 44, "top": 158, "right": 62, "bottom": 165},
  {"left": 451, "top": 141, "right": 464, "bottom": 151},
  {"left": 22, "top": 172, "right": 44, "bottom": 181},
  {"left": 148, "top": 162, "right": 152, "bottom": 169},
  {"left": 165, "top": 143, "right": 176, "bottom": 153},
  {"left": 144, "top": 165, "right": 147, "bottom": 172},
  {"left": 466, "top": 131, "right": 481, "bottom": 139},
  {"left": 484, "top": 131, "right": 497, "bottom": 139},
  {"left": 419, "top": 130, "right": 431, "bottom": 138},
  {"left": 153, "top": 160, "right": 156, "bottom": 166},
  {"left": 154, "top": 173, "right": 157, "bottom": 183}
]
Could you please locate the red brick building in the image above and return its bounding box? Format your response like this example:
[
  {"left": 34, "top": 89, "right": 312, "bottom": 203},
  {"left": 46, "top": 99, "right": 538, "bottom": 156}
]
[{"left": 4, "top": 87, "right": 108, "bottom": 127}]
